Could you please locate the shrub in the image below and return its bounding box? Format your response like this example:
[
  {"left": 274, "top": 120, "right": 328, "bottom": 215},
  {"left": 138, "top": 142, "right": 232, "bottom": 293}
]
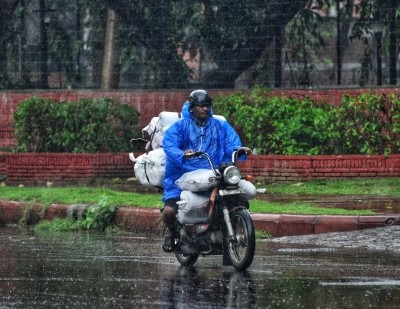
[
  {"left": 13, "top": 96, "right": 140, "bottom": 153},
  {"left": 214, "top": 87, "right": 400, "bottom": 155},
  {"left": 82, "top": 196, "right": 117, "bottom": 232},
  {"left": 214, "top": 87, "right": 336, "bottom": 155},
  {"left": 334, "top": 93, "right": 400, "bottom": 155}
]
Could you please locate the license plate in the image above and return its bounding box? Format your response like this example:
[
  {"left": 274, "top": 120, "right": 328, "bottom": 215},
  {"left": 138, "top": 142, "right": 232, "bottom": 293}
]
[{"left": 219, "top": 188, "right": 245, "bottom": 196}]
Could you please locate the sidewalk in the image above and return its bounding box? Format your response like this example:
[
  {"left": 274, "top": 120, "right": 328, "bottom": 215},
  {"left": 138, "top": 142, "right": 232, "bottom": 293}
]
[{"left": 1, "top": 199, "right": 399, "bottom": 237}]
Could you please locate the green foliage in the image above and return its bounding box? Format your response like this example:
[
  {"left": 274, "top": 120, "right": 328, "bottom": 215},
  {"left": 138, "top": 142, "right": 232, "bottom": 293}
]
[
  {"left": 13, "top": 96, "right": 140, "bottom": 153},
  {"left": 255, "top": 230, "right": 272, "bottom": 239},
  {"left": 334, "top": 93, "right": 400, "bottom": 154},
  {"left": 35, "top": 196, "right": 118, "bottom": 232},
  {"left": 214, "top": 88, "right": 400, "bottom": 155},
  {"left": 35, "top": 218, "right": 85, "bottom": 232},
  {"left": 285, "top": 1, "right": 328, "bottom": 87},
  {"left": 214, "top": 87, "right": 336, "bottom": 155},
  {"left": 82, "top": 195, "right": 117, "bottom": 231}
]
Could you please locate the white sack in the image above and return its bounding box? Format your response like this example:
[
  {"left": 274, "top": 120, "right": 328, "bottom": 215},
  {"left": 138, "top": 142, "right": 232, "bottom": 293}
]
[
  {"left": 142, "top": 116, "right": 159, "bottom": 139},
  {"left": 176, "top": 190, "right": 209, "bottom": 224},
  {"left": 214, "top": 115, "right": 226, "bottom": 122},
  {"left": 159, "top": 111, "right": 181, "bottom": 130},
  {"left": 238, "top": 179, "right": 257, "bottom": 199},
  {"left": 142, "top": 113, "right": 226, "bottom": 151},
  {"left": 133, "top": 148, "right": 166, "bottom": 187},
  {"left": 144, "top": 112, "right": 181, "bottom": 150},
  {"left": 175, "top": 169, "right": 217, "bottom": 192}
]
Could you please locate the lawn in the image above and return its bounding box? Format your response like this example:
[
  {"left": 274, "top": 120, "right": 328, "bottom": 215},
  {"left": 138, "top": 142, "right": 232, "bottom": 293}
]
[{"left": 1, "top": 177, "right": 399, "bottom": 215}]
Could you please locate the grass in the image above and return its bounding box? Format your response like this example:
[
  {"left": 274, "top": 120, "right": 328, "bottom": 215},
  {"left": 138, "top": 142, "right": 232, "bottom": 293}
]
[
  {"left": 0, "top": 186, "right": 163, "bottom": 208},
  {"left": 249, "top": 200, "right": 374, "bottom": 215},
  {"left": 2, "top": 177, "right": 399, "bottom": 216},
  {"left": 265, "top": 178, "right": 400, "bottom": 196}
]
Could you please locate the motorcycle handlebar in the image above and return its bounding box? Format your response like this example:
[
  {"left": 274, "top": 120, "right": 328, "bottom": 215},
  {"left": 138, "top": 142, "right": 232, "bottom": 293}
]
[{"left": 183, "top": 147, "right": 252, "bottom": 172}]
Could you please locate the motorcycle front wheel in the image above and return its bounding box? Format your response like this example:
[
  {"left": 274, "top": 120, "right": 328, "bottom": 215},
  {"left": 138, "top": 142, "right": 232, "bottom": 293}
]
[{"left": 227, "top": 208, "right": 256, "bottom": 270}]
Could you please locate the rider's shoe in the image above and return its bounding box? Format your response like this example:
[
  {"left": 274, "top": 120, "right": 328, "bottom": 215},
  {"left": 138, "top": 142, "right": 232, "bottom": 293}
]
[{"left": 162, "top": 229, "right": 176, "bottom": 253}]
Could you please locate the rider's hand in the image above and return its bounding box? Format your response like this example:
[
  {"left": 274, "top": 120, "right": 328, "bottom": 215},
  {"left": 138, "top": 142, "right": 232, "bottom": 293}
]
[
  {"left": 238, "top": 147, "right": 252, "bottom": 156},
  {"left": 183, "top": 149, "right": 196, "bottom": 159}
]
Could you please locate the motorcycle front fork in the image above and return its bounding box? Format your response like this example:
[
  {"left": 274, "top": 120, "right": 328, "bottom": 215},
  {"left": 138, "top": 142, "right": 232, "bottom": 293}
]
[
  {"left": 222, "top": 206, "right": 234, "bottom": 266},
  {"left": 222, "top": 207, "right": 234, "bottom": 240}
]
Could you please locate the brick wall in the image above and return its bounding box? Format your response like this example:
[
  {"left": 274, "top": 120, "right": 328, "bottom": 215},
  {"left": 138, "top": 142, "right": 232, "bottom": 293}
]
[
  {"left": 238, "top": 154, "right": 400, "bottom": 182},
  {"left": 4, "top": 153, "right": 133, "bottom": 186},
  {"left": 1, "top": 88, "right": 398, "bottom": 148},
  {"left": 0, "top": 153, "right": 5, "bottom": 178},
  {"left": 1, "top": 152, "right": 399, "bottom": 186}
]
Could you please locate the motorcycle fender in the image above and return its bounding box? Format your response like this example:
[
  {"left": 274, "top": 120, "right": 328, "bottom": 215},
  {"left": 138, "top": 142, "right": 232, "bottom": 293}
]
[{"left": 228, "top": 205, "right": 247, "bottom": 213}]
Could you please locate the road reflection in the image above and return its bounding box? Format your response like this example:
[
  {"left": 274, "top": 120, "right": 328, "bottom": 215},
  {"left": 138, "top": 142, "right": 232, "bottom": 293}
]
[
  {"left": 1, "top": 225, "right": 400, "bottom": 308},
  {"left": 167, "top": 267, "right": 256, "bottom": 308}
]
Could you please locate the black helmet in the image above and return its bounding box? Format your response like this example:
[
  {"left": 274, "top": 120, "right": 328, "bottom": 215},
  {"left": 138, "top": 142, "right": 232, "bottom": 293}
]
[{"left": 189, "top": 89, "right": 213, "bottom": 106}]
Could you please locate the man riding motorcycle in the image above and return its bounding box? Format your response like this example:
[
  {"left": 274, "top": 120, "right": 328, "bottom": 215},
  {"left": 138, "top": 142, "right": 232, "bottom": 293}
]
[{"left": 161, "top": 89, "right": 250, "bottom": 252}]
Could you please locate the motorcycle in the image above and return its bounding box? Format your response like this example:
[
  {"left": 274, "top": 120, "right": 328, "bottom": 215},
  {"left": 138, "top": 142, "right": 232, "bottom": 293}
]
[{"left": 167, "top": 147, "right": 256, "bottom": 271}]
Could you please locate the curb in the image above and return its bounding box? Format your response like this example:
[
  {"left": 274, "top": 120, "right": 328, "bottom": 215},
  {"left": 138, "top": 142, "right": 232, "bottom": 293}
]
[{"left": 1, "top": 200, "right": 399, "bottom": 237}]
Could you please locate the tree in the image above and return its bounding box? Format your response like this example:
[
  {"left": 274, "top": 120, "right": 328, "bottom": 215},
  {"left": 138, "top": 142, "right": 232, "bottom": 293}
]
[
  {"left": 103, "top": 0, "right": 314, "bottom": 88},
  {"left": 198, "top": 1, "right": 309, "bottom": 88},
  {"left": 0, "top": 0, "right": 21, "bottom": 87},
  {"left": 104, "top": 0, "right": 195, "bottom": 88},
  {"left": 352, "top": 0, "right": 400, "bottom": 85}
]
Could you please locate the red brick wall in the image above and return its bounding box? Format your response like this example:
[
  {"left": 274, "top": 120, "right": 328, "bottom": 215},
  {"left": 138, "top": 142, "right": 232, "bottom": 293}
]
[
  {"left": 4, "top": 153, "right": 133, "bottom": 186},
  {"left": 2, "top": 152, "right": 400, "bottom": 185},
  {"left": 0, "top": 153, "right": 5, "bottom": 177},
  {"left": 1, "top": 88, "right": 399, "bottom": 148},
  {"left": 238, "top": 154, "right": 400, "bottom": 182}
]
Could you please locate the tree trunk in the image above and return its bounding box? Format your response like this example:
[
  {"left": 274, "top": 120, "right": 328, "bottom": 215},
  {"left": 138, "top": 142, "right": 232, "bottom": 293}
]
[{"left": 101, "top": 8, "right": 121, "bottom": 89}]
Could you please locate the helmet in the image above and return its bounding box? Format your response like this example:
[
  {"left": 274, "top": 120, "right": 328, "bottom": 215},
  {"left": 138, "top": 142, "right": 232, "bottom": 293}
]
[{"left": 188, "top": 89, "right": 213, "bottom": 106}]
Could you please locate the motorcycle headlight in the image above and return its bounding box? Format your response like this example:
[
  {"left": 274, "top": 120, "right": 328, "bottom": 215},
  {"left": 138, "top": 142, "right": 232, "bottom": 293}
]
[{"left": 223, "top": 166, "right": 241, "bottom": 185}]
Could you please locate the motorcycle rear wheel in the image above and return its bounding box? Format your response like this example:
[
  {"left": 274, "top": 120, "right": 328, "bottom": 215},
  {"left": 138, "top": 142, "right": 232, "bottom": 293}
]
[
  {"left": 227, "top": 208, "right": 255, "bottom": 270},
  {"left": 175, "top": 250, "right": 199, "bottom": 267},
  {"left": 174, "top": 229, "right": 200, "bottom": 266}
]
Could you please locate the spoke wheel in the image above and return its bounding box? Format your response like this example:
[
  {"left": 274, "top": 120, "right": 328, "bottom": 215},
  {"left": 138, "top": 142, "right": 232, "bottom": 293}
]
[
  {"left": 175, "top": 251, "right": 199, "bottom": 267},
  {"left": 227, "top": 209, "right": 255, "bottom": 270},
  {"left": 174, "top": 233, "right": 199, "bottom": 267}
]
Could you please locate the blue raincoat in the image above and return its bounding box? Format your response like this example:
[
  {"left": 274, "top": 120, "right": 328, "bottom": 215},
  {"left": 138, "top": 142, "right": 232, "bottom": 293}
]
[{"left": 162, "top": 101, "right": 243, "bottom": 202}]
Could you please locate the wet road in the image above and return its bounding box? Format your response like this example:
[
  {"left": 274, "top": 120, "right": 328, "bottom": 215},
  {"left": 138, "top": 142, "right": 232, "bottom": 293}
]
[{"left": 1, "top": 225, "right": 400, "bottom": 308}]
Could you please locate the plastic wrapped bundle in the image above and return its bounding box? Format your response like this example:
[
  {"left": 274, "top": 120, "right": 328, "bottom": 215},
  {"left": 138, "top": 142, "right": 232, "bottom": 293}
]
[
  {"left": 176, "top": 191, "right": 209, "bottom": 224},
  {"left": 175, "top": 169, "right": 217, "bottom": 192}
]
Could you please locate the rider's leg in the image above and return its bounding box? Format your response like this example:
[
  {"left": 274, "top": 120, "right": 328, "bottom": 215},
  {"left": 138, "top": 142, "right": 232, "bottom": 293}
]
[
  {"left": 163, "top": 205, "right": 177, "bottom": 234},
  {"left": 162, "top": 198, "right": 180, "bottom": 251}
]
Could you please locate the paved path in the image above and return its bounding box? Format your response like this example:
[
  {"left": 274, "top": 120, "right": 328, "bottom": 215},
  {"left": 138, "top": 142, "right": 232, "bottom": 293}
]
[{"left": 271, "top": 225, "right": 400, "bottom": 251}]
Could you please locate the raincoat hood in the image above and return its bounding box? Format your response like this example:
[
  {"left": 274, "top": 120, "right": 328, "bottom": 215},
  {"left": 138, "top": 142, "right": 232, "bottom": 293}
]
[{"left": 181, "top": 100, "right": 214, "bottom": 126}]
